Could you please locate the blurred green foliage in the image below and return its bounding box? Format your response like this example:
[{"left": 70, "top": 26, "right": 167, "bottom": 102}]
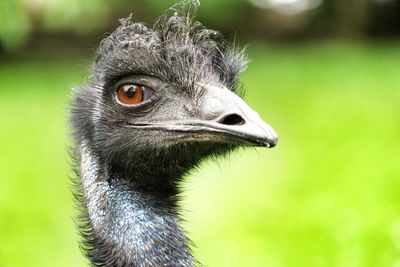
[
  {"left": 0, "top": 1, "right": 31, "bottom": 50},
  {"left": 2, "top": 0, "right": 400, "bottom": 52},
  {"left": 0, "top": 0, "right": 248, "bottom": 51},
  {"left": 1, "top": 42, "right": 399, "bottom": 267}
]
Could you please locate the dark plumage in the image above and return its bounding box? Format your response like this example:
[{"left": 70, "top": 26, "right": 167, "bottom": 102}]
[{"left": 70, "top": 6, "right": 278, "bottom": 267}]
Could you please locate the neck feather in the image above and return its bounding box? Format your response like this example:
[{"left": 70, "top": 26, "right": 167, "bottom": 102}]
[{"left": 77, "top": 141, "right": 196, "bottom": 267}]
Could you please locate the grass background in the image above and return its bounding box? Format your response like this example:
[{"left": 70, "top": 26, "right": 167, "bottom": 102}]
[{"left": 0, "top": 42, "right": 399, "bottom": 267}]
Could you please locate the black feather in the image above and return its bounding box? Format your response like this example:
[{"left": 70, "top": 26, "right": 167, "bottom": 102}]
[{"left": 69, "top": 4, "right": 247, "bottom": 267}]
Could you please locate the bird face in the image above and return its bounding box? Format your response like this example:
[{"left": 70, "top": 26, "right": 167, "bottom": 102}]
[
  {"left": 72, "top": 14, "right": 277, "bottom": 179},
  {"left": 108, "top": 75, "right": 277, "bottom": 148}
]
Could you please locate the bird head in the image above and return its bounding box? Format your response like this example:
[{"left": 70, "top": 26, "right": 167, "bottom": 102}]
[{"left": 71, "top": 13, "right": 278, "bottom": 184}]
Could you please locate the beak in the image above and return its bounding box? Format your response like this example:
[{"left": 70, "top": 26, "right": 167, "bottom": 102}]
[
  {"left": 188, "top": 85, "right": 278, "bottom": 148},
  {"left": 126, "top": 85, "right": 278, "bottom": 148}
]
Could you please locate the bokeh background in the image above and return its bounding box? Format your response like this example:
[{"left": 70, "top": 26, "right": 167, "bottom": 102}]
[{"left": 1, "top": 0, "right": 400, "bottom": 266}]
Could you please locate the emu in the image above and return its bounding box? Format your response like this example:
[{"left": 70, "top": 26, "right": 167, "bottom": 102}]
[{"left": 70, "top": 8, "right": 278, "bottom": 267}]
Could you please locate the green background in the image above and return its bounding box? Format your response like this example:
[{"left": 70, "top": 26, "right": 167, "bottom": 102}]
[{"left": 1, "top": 42, "right": 399, "bottom": 266}]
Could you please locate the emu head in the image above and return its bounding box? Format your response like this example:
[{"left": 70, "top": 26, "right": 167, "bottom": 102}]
[{"left": 71, "top": 13, "right": 278, "bottom": 186}]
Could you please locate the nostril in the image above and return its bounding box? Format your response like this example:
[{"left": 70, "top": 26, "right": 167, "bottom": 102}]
[{"left": 218, "top": 114, "right": 245, "bottom": 126}]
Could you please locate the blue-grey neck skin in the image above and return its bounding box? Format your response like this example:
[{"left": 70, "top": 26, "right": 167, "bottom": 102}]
[{"left": 78, "top": 141, "right": 196, "bottom": 267}]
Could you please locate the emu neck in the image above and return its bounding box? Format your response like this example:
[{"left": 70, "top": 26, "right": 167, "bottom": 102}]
[{"left": 80, "top": 143, "right": 195, "bottom": 267}]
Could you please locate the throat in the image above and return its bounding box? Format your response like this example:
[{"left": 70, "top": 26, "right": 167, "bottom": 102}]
[{"left": 79, "top": 143, "right": 196, "bottom": 267}]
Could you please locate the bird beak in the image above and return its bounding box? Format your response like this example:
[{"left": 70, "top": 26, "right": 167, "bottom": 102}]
[
  {"left": 188, "top": 85, "right": 278, "bottom": 148},
  {"left": 126, "top": 85, "right": 278, "bottom": 148}
]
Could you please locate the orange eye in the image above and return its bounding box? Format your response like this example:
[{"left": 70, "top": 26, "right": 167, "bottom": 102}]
[{"left": 116, "top": 84, "right": 154, "bottom": 106}]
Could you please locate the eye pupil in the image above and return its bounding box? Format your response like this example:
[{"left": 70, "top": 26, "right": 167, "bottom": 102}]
[{"left": 125, "top": 86, "right": 137, "bottom": 98}]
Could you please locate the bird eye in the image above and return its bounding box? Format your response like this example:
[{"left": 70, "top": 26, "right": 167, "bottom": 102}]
[{"left": 116, "top": 84, "right": 154, "bottom": 106}]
